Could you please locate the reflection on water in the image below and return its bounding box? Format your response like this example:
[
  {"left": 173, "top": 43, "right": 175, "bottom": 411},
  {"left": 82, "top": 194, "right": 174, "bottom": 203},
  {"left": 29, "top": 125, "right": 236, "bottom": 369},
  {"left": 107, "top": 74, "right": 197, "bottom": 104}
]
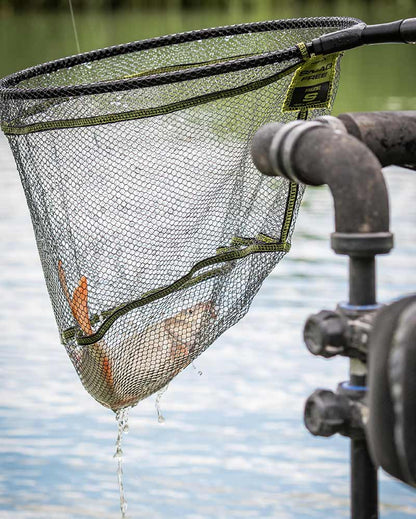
[{"left": 0, "top": 125, "right": 415, "bottom": 517}]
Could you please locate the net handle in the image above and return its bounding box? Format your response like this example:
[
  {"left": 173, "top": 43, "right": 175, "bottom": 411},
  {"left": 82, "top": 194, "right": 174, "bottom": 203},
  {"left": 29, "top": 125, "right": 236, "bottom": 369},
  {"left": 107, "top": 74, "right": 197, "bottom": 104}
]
[{"left": 309, "top": 18, "right": 416, "bottom": 55}]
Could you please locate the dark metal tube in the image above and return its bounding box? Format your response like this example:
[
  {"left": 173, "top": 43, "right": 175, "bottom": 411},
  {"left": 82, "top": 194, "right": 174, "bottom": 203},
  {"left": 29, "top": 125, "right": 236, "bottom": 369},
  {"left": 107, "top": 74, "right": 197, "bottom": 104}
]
[
  {"left": 351, "top": 439, "right": 379, "bottom": 519},
  {"left": 338, "top": 111, "right": 416, "bottom": 169},
  {"left": 349, "top": 257, "right": 376, "bottom": 306},
  {"left": 290, "top": 128, "right": 390, "bottom": 234},
  {"left": 251, "top": 123, "right": 391, "bottom": 235},
  {"left": 348, "top": 255, "right": 378, "bottom": 519},
  {"left": 251, "top": 119, "right": 388, "bottom": 518}
]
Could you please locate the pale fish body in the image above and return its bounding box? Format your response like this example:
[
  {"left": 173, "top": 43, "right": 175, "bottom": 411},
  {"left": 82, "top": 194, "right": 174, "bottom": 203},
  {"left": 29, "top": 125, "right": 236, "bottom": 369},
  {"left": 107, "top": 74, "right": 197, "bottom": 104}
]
[
  {"left": 78, "top": 340, "right": 116, "bottom": 408},
  {"left": 58, "top": 261, "right": 216, "bottom": 410},
  {"left": 80, "top": 302, "right": 216, "bottom": 410}
]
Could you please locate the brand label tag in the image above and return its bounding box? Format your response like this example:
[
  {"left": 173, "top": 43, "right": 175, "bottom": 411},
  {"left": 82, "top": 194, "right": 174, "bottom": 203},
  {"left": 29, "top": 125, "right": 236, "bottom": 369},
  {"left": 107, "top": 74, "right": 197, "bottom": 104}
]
[{"left": 283, "top": 53, "right": 341, "bottom": 112}]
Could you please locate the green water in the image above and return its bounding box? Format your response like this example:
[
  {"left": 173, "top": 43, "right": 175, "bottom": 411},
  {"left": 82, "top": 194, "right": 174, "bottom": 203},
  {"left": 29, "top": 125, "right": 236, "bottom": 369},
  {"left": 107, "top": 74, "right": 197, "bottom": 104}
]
[{"left": 0, "top": 1, "right": 415, "bottom": 113}]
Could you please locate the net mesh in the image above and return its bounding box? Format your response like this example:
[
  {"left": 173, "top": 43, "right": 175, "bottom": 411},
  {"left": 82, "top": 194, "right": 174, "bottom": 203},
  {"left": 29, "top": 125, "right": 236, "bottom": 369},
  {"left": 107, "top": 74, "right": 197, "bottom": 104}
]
[{"left": 0, "top": 17, "right": 359, "bottom": 411}]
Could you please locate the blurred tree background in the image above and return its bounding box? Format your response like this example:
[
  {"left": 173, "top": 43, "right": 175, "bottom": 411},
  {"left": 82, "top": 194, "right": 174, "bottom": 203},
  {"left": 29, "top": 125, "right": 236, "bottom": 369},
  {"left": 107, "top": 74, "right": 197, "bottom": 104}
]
[
  {"left": 0, "top": 0, "right": 415, "bottom": 112},
  {"left": 0, "top": 0, "right": 414, "bottom": 12}
]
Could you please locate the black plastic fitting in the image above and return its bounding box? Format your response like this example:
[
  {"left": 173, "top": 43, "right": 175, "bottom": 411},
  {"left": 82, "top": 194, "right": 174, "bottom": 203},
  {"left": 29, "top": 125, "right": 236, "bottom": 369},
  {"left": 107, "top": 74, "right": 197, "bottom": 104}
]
[
  {"left": 304, "top": 310, "right": 345, "bottom": 358},
  {"left": 304, "top": 389, "right": 351, "bottom": 437},
  {"left": 400, "top": 18, "right": 416, "bottom": 43},
  {"left": 309, "top": 18, "right": 416, "bottom": 55},
  {"left": 303, "top": 304, "right": 379, "bottom": 363},
  {"left": 304, "top": 384, "right": 366, "bottom": 439}
]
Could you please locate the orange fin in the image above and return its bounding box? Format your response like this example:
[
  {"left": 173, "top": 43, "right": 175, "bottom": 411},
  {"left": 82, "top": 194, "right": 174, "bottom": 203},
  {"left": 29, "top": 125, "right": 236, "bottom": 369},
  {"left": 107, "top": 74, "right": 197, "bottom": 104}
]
[
  {"left": 59, "top": 262, "right": 113, "bottom": 385},
  {"left": 71, "top": 276, "right": 93, "bottom": 336},
  {"left": 101, "top": 354, "right": 113, "bottom": 386},
  {"left": 58, "top": 260, "right": 72, "bottom": 306}
]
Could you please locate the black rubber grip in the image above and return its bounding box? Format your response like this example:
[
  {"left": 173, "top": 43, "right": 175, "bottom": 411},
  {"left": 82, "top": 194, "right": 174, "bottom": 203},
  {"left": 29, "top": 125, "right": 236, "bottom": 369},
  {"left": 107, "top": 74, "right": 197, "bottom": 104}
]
[
  {"left": 310, "top": 23, "right": 366, "bottom": 55},
  {"left": 311, "top": 18, "right": 416, "bottom": 55},
  {"left": 362, "top": 20, "right": 404, "bottom": 44}
]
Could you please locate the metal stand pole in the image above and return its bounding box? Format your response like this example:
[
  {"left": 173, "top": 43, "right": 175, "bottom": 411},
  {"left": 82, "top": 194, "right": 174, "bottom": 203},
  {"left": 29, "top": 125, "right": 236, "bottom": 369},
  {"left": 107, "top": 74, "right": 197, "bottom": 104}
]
[
  {"left": 351, "top": 439, "right": 378, "bottom": 519},
  {"left": 349, "top": 257, "right": 378, "bottom": 519}
]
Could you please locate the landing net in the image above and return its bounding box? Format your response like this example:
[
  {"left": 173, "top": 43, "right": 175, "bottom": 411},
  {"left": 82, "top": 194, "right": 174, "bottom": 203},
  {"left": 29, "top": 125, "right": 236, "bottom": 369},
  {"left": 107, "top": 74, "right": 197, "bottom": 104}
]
[{"left": 0, "top": 17, "right": 359, "bottom": 410}]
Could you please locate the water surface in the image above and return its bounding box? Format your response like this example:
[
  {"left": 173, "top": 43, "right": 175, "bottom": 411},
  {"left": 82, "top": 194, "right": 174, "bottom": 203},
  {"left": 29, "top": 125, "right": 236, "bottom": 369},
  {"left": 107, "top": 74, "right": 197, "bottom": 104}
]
[
  {"left": 1, "top": 130, "right": 415, "bottom": 517},
  {"left": 0, "top": 3, "right": 416, "bottom": 518}
]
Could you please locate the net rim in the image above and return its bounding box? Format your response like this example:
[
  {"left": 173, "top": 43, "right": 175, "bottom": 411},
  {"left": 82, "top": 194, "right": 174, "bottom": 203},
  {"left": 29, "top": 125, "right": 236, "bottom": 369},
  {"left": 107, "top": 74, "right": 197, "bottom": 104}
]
[{"left": 0, "top": 16, "right": 361, "bottom": 100}]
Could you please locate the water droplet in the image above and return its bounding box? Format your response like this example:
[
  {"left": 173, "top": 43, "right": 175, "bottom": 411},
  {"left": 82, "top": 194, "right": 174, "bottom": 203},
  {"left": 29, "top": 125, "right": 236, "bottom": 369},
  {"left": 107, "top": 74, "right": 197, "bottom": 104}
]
[
  {"left": 113, "top": 446, "right": 123, "bottom": 459},
  {"left": 155, "top": 385, "right": 169, "bottom": 424},
  {"left": 192, "top": 361, "right": 203, "bottom": 376}
]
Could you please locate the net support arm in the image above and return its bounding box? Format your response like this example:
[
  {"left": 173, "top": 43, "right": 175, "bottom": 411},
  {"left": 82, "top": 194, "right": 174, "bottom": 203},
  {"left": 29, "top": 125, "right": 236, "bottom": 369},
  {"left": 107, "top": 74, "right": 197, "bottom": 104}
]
[
  {"left": 336, "top": 111, "right": 416, "bottom": 169},
  {"left": 251, "top": 120, "right": 392, "bottom": 246}
]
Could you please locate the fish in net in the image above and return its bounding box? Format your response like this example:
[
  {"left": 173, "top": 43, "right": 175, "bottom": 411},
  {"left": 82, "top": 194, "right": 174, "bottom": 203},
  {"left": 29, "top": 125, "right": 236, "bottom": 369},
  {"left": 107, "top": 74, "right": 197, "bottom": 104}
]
[{"left": 0, "top": 17, "right": 360, "bottom": 411}]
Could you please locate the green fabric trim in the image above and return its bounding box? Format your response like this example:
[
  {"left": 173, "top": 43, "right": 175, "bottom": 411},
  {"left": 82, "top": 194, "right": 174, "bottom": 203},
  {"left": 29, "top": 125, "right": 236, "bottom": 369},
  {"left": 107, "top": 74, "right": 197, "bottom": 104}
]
[
  {"left": 280, "top": 182, "right": 299, "bottom": 243},
  {"left": 2, "top": 61, "right": 301, "bottom": 136},
  {"left": 296, "top": 42, "right": 311, "bottom": 61},
  {"left": 61, "top": 262, "right": 233, "bottom": 344},
  {"left": 61, "top": 177, "right": 300, "bottom": 346},
  {"left": 297, "top": 108, "right": 309, "bottom": 121},
  {"left": 9, "top": 54, "right": 259, "bottom": 131},
  {"left": 73, "top": 237, "right": 290, "bottom": 346}
]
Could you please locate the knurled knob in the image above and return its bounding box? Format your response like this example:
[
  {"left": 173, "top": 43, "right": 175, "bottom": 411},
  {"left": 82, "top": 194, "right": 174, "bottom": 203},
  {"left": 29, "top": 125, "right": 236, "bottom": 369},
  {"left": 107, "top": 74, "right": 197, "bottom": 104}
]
[
  {"left": 304, "top": 389, "right": 350, "bottom": 437},
  {"left": 303, "top": 310, "right": 345, "bottom": 357}
]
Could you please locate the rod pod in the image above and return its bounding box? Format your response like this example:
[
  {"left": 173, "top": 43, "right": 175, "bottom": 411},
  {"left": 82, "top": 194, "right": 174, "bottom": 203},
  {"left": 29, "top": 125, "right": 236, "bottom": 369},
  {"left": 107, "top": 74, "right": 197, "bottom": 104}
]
[{"left": 251, "top": 112, "right": 416, "bottom": 518}]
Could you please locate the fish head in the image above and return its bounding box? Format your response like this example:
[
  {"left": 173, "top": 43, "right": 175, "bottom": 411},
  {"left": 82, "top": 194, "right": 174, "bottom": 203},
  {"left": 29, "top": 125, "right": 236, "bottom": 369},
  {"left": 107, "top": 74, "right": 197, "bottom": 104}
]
[{"left": 165, "top": 301, "right": 217, "bottom": 345}]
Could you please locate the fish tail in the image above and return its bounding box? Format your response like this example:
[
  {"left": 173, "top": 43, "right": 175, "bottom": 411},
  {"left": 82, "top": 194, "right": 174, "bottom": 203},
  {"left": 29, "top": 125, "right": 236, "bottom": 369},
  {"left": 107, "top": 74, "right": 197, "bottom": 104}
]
[
  {"left": 60, "top": 265, "right": 115, "bottom": 390},
  {"left": 58, "top": 261, "right": 93, "bottom": 336},
  {"left": 101, "top": 352, "right": 114, "bottom": 386},
  {"left": 57, "top": 260, "right": 72, "bottom": 306}
]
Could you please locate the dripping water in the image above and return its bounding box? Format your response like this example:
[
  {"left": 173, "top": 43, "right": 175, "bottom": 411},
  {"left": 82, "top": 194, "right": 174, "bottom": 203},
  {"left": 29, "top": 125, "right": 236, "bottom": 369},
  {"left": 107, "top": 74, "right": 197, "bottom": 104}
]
[
  {"left": 114, "top": 408, "right": 130, "bottom": 518},
  {"left": 155, "top": 385, "right": 169, "bottom": 423}
]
